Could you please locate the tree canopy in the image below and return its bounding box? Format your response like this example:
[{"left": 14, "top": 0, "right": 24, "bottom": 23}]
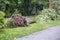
[{"left": 0, "top": 0, "right": 48, "bottom": 16}]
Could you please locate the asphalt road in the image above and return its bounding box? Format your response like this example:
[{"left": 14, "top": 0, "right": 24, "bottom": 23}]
[{"left": 17, "top": 25, "right": 60, "bottom": 40}]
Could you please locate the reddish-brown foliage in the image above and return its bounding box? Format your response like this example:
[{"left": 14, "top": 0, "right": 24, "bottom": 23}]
[{"left": 12, "top": 15, "right": 27, "bottom": 27}]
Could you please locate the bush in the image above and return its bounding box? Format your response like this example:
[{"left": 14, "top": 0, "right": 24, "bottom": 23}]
[
  {"left": 0, "top": 11, "right": 5, "bottom": 28},
  {"left": 6, "top": 20, "right": 15, "bottom": 28},
  {"left": 5, "top": 11, "right": 12, "bottom": 18},
  {"left": 36, "top": 9, "right": 57, "bottom": 23},
  {"left": 12, "top": 14, "right": 27, "bottom": 27},
  {"left": 52, "top": 0, "right": 60, "bottom": 19}
]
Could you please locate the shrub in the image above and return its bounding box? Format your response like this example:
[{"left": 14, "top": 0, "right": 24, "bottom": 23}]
[
  {"left": 6, "top": 20, "right": 15, "bottom": 28},
  {"left": 5, "top": 11, "right": 12, "bottom": 18},
  {"left": 0, "top": 11, "right": 5, "bottom": 28},
  {"left": 13, "top": 9, "right": 20, "bottom": 14},
  {"left": 36, "top": 9, "right": 57, "bottom": 23},
  {"left": 12, "top": 14, "right": 28, "bottom": 27},
  {"left": 52, "top": 0, "right": 60, "bottom": 19}
]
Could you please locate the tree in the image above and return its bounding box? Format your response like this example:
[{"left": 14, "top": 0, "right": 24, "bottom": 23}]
[
  {"left": 48, "top": 0, "right": 52, "bottom": 8},
  {"left": 20, "top": 0, "right": 32, "bottom": 16},
  {"left": 0, "top": 0, "right": 48, "bottom": 16}
]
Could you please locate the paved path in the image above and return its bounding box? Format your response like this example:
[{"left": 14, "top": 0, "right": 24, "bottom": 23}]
[{"left": 17, "top": 25, "right": 60, "bottom": 40}]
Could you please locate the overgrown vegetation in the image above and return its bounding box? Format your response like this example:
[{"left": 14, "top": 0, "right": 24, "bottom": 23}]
[
  {"left": 0, "top": 0, "right": 60, "bottom": 40},
  {"left": 36, "top": 9, "right": 57, "bottom": 23},
  {"left": 6, "top": 20, "right": 15, "bottom": 28},
  {"left": 0, "top": 0, "right": 48, "bottom": 16},
  {"left": 0, "top": 11, "right": 5, "bottom": 28},
  {"left": 52, "top": 0, "right": 60, "bottom": 19}
]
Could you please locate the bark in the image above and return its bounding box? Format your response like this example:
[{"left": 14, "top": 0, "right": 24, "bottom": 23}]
[{"left": 48, "top": 0, "right": 52, "bottom": 8}]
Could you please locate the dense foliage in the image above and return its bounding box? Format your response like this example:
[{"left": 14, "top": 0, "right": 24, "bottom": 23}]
[
  {"left": 0, "top": 0, "right": 48, "bottom": 16},
  {"left": 36, "top": 9, "right": 57, "bottom": 23},
  {"left": 12, "top": 14, "right": 27, "bottom": 27},
  {"left": 0, "top": 0, "right": 60, "bottom": 40},
  {"left": 52, "top": 0, "right": 60, "bottom": 19},
  {"left": 6, "top": 14, "right": 28, "bottom": 28},
  {"left": 0, "top": 11, "right": 5, "bottom": 28},
  {"left": 6, "top": 20, "right": 14, "bottom": 28},
  {"left": 52, "top": 0, "right": 60, "bottom": 15}
]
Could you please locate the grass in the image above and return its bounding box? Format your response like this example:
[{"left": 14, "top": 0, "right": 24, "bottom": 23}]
[{"left": 0, "top": 20, "right": 60, "bottom": 40}]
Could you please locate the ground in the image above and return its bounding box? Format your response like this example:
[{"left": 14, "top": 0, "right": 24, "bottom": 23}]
[
  {"left": 17, "top": 25, "right": 60, "bottom": 40},
  {"left": 6, "top": 16, "right": 36, "bottom": 23},
  {"left": 0, "top": 16, "right": 60, "bottom": 40}
]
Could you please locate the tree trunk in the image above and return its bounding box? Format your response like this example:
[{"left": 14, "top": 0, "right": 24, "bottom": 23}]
[{"left": 48, "top": 0, "right": 52, "bottom": 8}]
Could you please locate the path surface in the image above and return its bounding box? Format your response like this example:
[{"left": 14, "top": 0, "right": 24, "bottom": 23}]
[{"left": 17, "top": 25, "right": 60, "bottom": 40}]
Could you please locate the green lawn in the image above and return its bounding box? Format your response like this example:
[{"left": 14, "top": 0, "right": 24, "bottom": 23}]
[{"left": 0, "top": 20, "right": 60, "bottom": 40}]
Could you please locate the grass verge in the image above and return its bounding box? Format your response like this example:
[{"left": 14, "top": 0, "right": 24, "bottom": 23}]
[{"left": 0, "top": 20, "right": 60, "bottom": 40}]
